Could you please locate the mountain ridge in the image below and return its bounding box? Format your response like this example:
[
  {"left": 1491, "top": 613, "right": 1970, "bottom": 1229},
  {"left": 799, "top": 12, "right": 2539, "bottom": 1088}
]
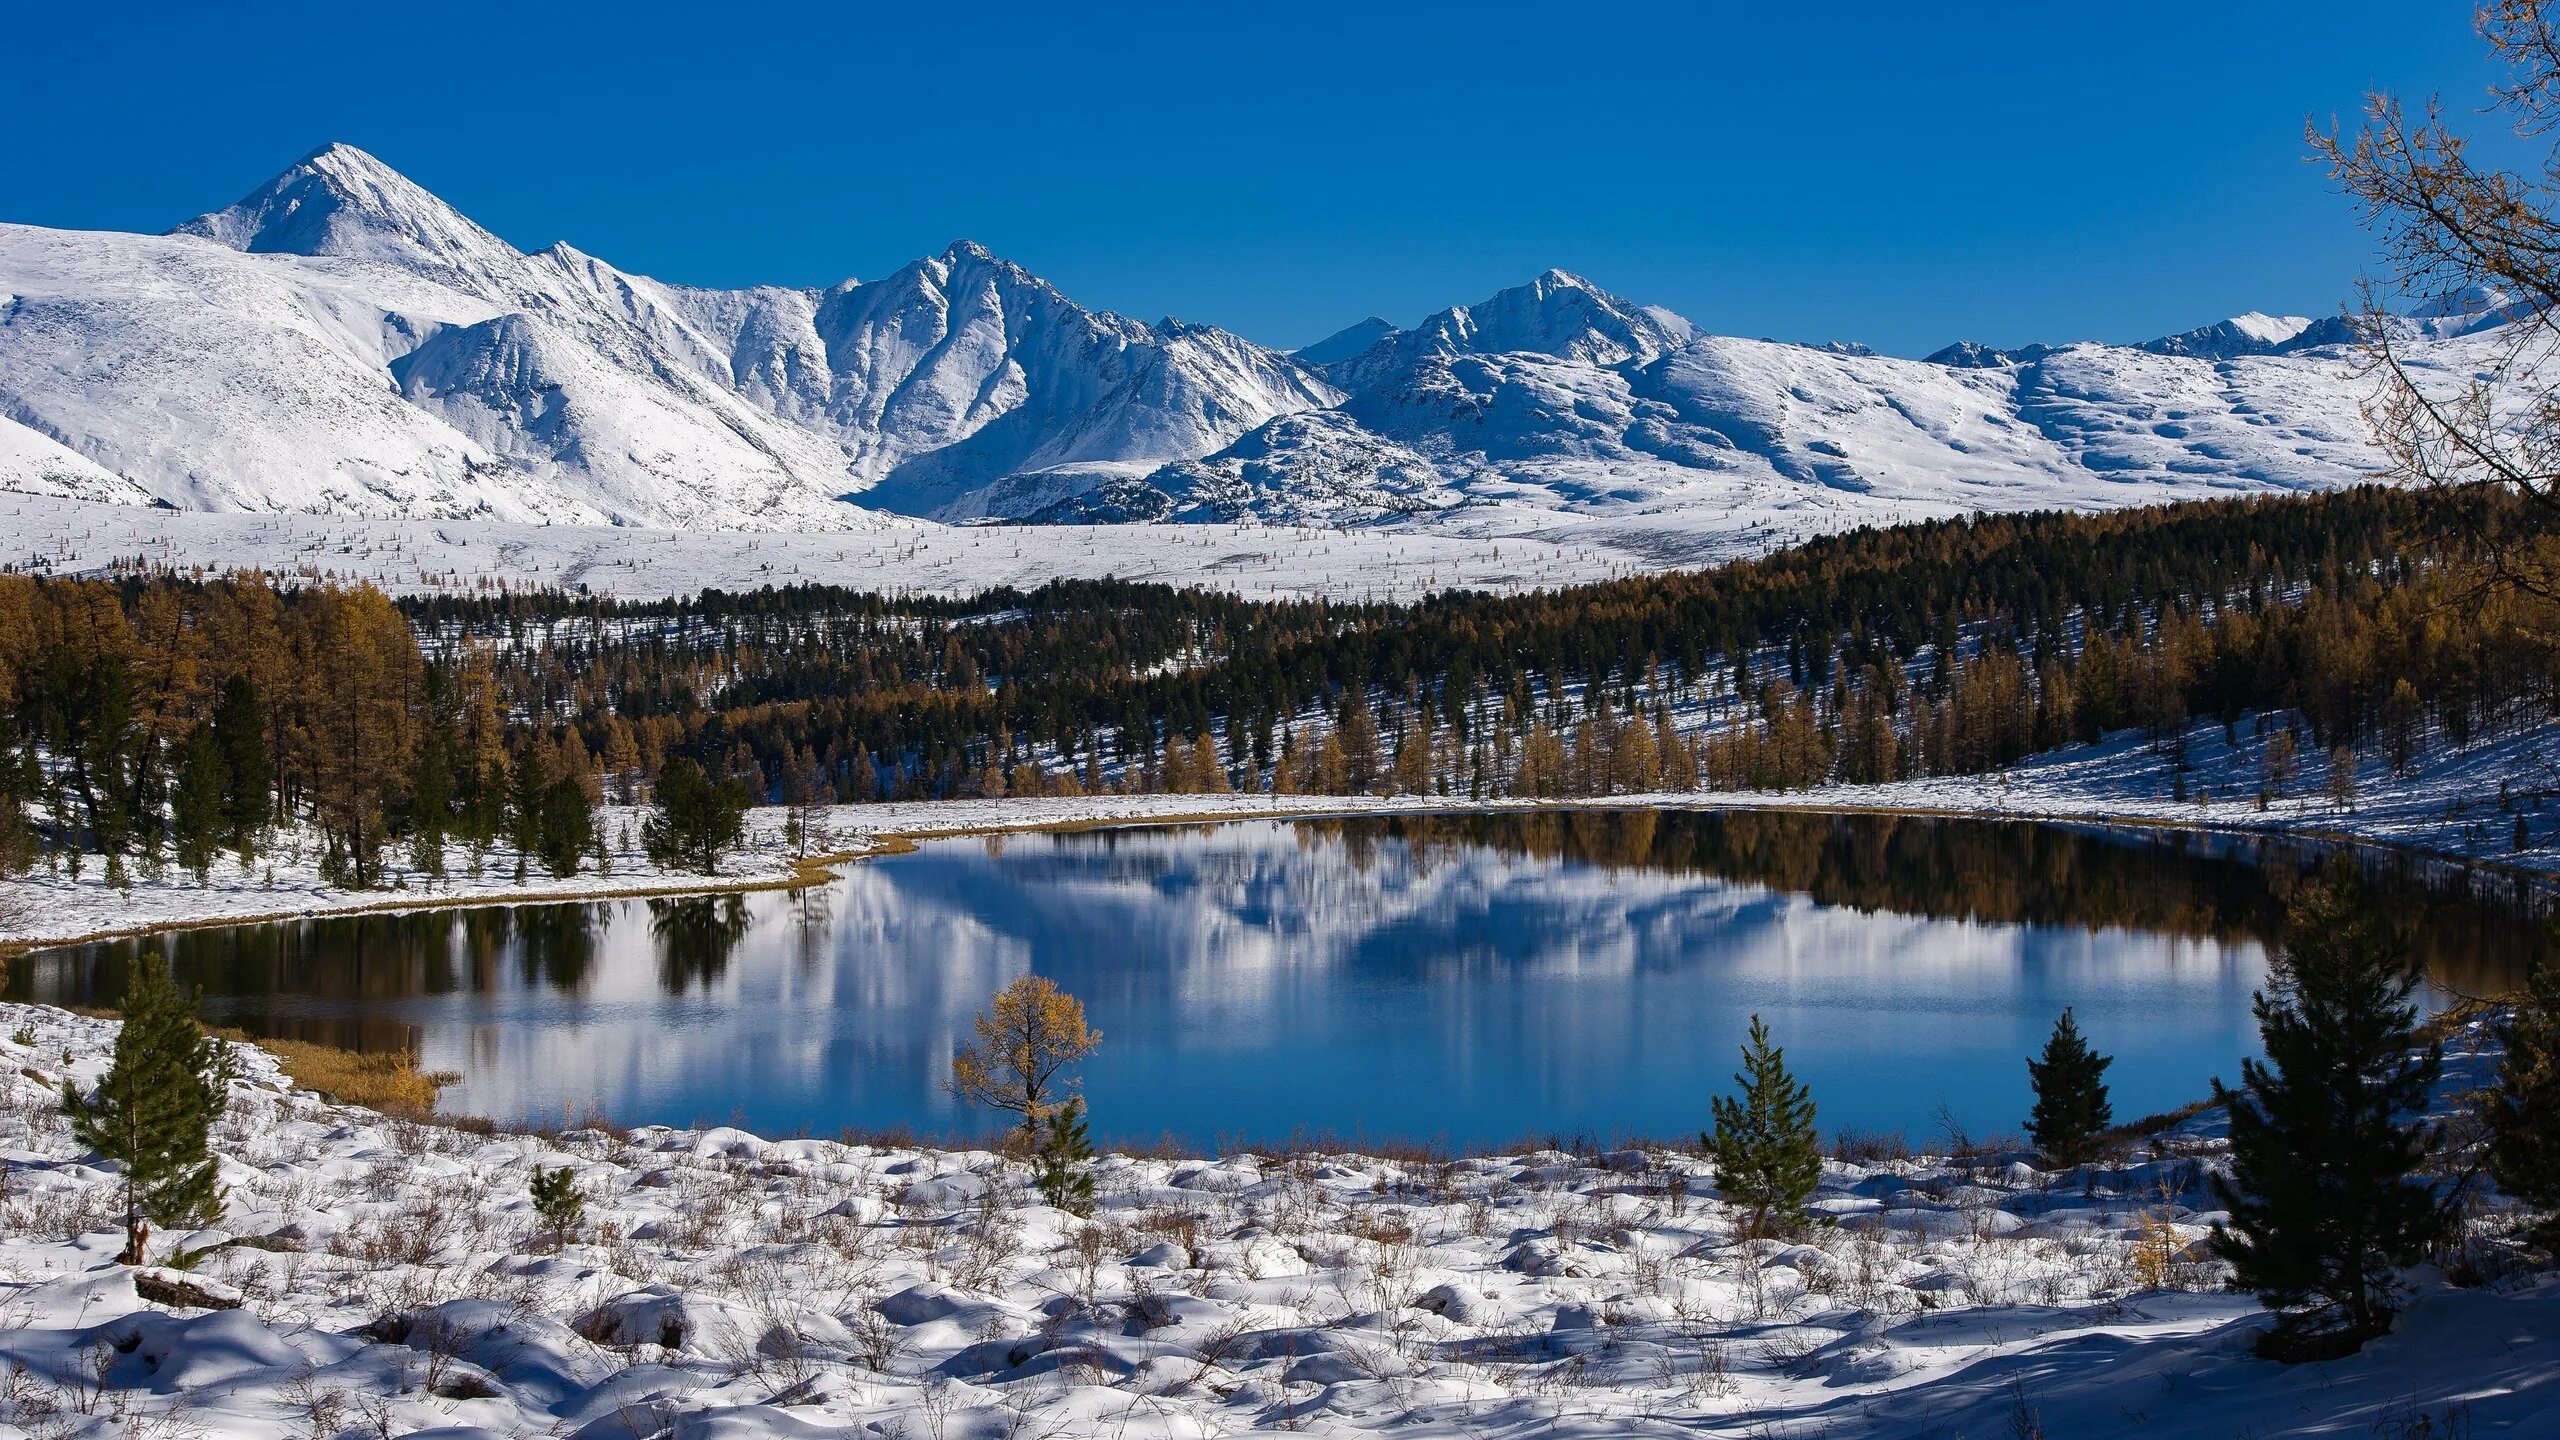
[{"left": 0, "top": 143, "right": 2533, "bottom": 548}]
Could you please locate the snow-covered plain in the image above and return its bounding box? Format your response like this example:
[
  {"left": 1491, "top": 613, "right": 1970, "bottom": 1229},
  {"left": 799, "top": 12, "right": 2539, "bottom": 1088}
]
[
  {"left": 0, "top": 494, "right": 1645, "bottom": 604},
  {"left": 0, "top": 1000, "right": 2545, "bottom": 1439}
]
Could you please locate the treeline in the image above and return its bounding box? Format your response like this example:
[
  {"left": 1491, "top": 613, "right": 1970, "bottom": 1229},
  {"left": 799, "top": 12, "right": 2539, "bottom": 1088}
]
[
  {"left": 0, "top": 574, "right": 627, "bottom": 888},
  {"left": 412, "top": 484, "right": 2543, "bottom": 807},
  {"left": 9, "top": 483, "right": 2549, "bottom": 890}
]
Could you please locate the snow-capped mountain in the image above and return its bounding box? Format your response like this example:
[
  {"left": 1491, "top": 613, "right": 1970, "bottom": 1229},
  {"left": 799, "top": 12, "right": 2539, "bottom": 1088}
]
[
  {"left": 1113, "top": 268, "right": 2476, "bottom": 533},
  {"left": 0, "top": 145, "right": 1332, "bottom": 530},
  {"left": 0, "top": 142, "right": 2532, "bottom": 550}
]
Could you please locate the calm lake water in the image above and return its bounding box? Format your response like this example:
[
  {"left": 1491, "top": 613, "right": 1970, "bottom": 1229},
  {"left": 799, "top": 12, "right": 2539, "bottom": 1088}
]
[{"left": 8, "top": 812, "right": 2540, "bottom": 1147}]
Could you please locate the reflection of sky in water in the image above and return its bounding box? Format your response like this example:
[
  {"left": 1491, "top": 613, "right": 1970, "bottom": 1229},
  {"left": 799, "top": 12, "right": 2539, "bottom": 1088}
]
[{"left": 6, "top": 816, "right": 2514, "bottom": 1145}]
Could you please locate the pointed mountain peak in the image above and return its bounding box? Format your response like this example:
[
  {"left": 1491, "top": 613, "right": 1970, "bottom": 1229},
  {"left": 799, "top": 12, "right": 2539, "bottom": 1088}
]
[
  {"left": 2138, "top": 312, "right": 2316, "bottom": 360},
  {"left": 1420, "top": 268, "right": 1683, "bottom": 366},
  {"left": 172, "top": 142, "right": 516, "bottom": 274}
]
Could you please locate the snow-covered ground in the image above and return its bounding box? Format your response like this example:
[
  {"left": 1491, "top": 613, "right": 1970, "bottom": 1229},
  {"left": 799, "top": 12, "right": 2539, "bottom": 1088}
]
[
  {"left": 0, "top": 494, "right": 1638, "bottom": 604},
  {"left": 0, "top": 1002, "right": 2544, "bottom": 1438},
  {"left": 7, "top": 713, "right": 2558, "bottom": 953}
]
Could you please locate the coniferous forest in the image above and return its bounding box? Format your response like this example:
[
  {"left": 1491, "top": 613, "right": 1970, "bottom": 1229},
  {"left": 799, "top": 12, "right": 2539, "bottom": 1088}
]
[{"left": 4, "top": 482, "right": 2555, "bottom": 890}]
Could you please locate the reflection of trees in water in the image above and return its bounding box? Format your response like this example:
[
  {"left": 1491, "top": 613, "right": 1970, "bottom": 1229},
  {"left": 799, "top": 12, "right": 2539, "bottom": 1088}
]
[
  {"left": 787, "top": 886, "right": 834, "bottom": 974},
  {"left": 1298, "top": 810, "right": 2541, "bottom": 994},
  {"left": 512, "top": 904, "right": 603, "bottom": 994},
  {"left": 649, "top": 895, "right": 753, "bottom": 993}
]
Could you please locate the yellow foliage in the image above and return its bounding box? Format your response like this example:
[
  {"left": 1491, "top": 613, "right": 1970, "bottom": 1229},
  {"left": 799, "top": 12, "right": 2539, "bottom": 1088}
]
[{"left": 949, "top": 975, "right": 1100, "bottom": 1130}]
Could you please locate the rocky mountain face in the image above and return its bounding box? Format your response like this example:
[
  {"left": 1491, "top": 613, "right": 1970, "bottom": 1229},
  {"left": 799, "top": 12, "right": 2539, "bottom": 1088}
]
[{"left": 0, "top": 143, "right": 2528, "bottom": 541}]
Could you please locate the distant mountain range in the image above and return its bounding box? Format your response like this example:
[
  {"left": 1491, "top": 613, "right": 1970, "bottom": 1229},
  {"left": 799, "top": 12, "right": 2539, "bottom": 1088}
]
[{"left": 0, "top": 144, "right": 2529, "bottom": 544}]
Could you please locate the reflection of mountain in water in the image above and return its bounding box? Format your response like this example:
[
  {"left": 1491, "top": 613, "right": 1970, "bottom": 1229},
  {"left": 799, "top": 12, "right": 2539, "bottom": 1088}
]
[{"left": 2, "top": 812, "right": 2539, "bottom": 1142}]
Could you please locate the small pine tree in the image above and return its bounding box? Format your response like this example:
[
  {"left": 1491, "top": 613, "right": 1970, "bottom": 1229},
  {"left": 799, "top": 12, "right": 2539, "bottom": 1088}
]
[
  {"left": 528, "top": 1165, "right": 585, "bottom": 1250},
  {"left": 62, "top": 955, "right": 231, "bottom": 1264},
  {"left": 2488, "top": 957, "right": 2560, "bottom": 1253},
  {"left": 1705, "top": 1014, "right": 1822, "bottom": 1239},
  {"left": 2026, "top": 1008, "right": 2114, "bottom": 1167},
  {"left": 1031, "top": 1098, "right": 1097, "bottom": 1216},
  {"left": 2210, "top": 873, "right": 2448, "bottom": 1360}
]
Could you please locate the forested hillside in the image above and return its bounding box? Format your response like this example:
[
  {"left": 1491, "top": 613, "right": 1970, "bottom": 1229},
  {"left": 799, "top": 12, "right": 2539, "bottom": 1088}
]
[{"left": 1, "top": 483, "right": 2546, "bottom": 890}]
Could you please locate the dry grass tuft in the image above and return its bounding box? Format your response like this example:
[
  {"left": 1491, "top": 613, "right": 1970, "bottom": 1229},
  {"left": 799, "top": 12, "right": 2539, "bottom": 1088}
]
[{"left": 218, "top": 1029, "right": 456, "bottom": 1115}]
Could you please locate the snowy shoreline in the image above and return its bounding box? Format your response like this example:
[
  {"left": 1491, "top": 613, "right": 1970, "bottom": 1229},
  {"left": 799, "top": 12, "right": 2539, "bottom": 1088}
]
[
  {"left": 0, "top": 1002, "right": 2546, "bottom": 1437},
  {"left": 8, "top": 717, "right": 2560, "bottom": 956}
]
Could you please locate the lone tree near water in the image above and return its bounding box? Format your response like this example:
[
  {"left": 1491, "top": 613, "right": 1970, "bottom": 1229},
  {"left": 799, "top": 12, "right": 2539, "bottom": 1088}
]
[
  {"left": 950, "top": 975, "right": 1100, "bottom": 1134},
  {"left": 61, "top": 955, "right": 232, "bottom": 1265},
  {"left": 2026, "top": 1008, "right": 2114, "bottom": 1167},
  {"left": 1705, "top": 1014, "right": 1822, "bottom": 1239},
  {"left": 2210, "top": 873, "right": 2450, "bottom": 1360}
]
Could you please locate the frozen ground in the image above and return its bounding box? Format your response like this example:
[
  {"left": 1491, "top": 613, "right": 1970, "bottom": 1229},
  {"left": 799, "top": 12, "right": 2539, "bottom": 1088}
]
[{"left": 0, "top": 1003, "right": 2545, "bottom": 1438}]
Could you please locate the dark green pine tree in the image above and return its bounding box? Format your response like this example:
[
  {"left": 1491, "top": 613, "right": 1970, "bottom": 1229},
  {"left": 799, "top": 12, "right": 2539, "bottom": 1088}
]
[
  {"left": 1706, "top": 1014, "right": 1822, "bottom": 1238},
  {"left": 407, "top": 670, "right": 456, "bottom": 879},
  {"left": 2026, "top": 1008, "right": 2114, "bottom": 1168},
  {"left": 168, "top": 721, "right": 230, "bottom": 884},
  {"left": 1031, "top": 1098, "right": 1098, "bottom": 1216},
  {"left": 62, "top": 954, "right": 231, "bottom": 1264},
  {"left": 210, "top": 675, "right": 270, "bottom": 859},
  {"left": 2210, "top": 873, "right": 2448, "bottom": 1360},
  {"left": 2487, "top": 956, "right": 2560, "bottom": 1253},
  {"left": 642, "top": 758, "right": 752, "bottom": 875},
  {"left": 508, "top": 745, "right": 548, "bottom": 883},
  {"left": 536, "top": 776, "right": 594, "bottom": 879}
]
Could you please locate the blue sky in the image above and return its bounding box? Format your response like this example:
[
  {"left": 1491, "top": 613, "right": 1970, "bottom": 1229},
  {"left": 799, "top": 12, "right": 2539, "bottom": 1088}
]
[{"left": 0, "top": 2, "right": 2512, "bottom": 355}]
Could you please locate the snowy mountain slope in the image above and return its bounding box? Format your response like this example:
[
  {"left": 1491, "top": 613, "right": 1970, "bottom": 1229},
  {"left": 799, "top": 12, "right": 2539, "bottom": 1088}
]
[
  {"left": 0, "top": 145, "right": 1332, "bottom": 530},
  {"left": 1106, "top": 274, "right": 2516, "bottom": 543},
  {"left": 0, "top": 220, "right": 518, "bottom": 519},
  {"left": 0, "top": 140, "right": 2534, "bottom": 558},
  {"left": 0, "top": 416, "right": 156, "bottom": 506}
]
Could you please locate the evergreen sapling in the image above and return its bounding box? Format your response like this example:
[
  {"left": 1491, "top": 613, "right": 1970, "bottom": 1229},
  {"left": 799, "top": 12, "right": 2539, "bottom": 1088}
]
[
  {"left": 61, "top": 955, "right": 232, "bottom": 1264},
  {"left": 2209, "top": 874, "right": 2450, "bottom": 1360},
  {"left": 1031, "top": 1098, "right": 1098, "bottom": 1216},
  {"left": 1706, "top": 1014, "right": 1822, "bottom": 1239},
  {"left": 2026, "top": 1008, "right": 2114, "bottom": 1168}
]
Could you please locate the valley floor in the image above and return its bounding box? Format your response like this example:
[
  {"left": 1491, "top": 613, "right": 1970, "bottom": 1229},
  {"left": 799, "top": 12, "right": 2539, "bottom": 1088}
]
[
  {"left": 0, "top": 1003, "right": 2545, "bottom": 1439},
  {"left": 0, "top": 721, "right": 2552, "bottom": 1433}
]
